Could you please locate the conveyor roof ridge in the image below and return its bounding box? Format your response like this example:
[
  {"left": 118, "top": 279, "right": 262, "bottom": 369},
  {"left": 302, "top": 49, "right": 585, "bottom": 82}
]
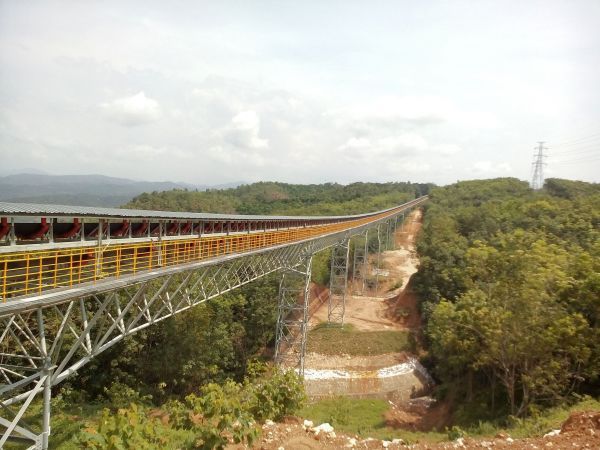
[{"left": 0, "top": 199, "right": 420, "bottom": 221}]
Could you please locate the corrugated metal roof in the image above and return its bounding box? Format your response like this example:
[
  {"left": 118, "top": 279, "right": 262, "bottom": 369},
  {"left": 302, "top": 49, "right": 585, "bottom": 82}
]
[{"left": 0, "top": 198, "right": 426, "bottom": 221}]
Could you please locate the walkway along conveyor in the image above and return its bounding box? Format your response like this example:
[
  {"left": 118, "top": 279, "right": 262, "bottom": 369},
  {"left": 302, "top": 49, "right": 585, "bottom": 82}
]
[{"left": 0, "top": 197, "right": 427, "bottom": 302}]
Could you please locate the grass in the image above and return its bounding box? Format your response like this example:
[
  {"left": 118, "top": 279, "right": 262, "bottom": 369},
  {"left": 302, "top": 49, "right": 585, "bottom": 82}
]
[
  {"left": 467, "top": 395, "right": 600, "bottom": 439},
  {"left": 307, "top": 323, "right": 412, "bottom": 356},
  {"left": 298, "top": 397, "right": 446, "bottom": 443},
  {"left": 10, "top": 395, "right": 600, "bottom": 448},
  {"left": 298, "top": 395, "right": 600, "bottom": 444}
]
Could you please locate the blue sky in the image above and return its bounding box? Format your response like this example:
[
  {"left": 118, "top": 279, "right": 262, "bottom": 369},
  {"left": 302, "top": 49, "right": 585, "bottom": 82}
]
[{"left": 1, "top": 0, "right": 598, "bottom": 185}]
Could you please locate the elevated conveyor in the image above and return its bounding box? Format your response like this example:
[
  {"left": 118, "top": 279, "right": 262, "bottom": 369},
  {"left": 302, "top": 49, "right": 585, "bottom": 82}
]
[
  {"left": 0, "top": 197, "right": 426, "bottom": 307},
  {"left": 0, "top": 196, "right": 427, "bottom": 449}
]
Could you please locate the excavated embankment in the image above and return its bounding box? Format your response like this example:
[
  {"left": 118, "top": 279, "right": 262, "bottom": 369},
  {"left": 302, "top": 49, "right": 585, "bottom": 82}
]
[
  {"left": 304, "top": 355, "right": 433, "bottom": 402},
  {"left": 303, "top": 210, "right": 433, "bottom": 403}
]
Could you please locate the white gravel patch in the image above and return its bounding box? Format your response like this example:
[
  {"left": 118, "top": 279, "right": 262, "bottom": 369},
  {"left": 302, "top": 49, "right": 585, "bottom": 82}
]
[
  {"left": 377, "top": 359, "right": 418, "bottom": 378},
  {"left": 303, "top": 369, "right": 352, "bottom": 379},
  {"left": 303, "top": 357, "right": 432, "bottom": 381}
]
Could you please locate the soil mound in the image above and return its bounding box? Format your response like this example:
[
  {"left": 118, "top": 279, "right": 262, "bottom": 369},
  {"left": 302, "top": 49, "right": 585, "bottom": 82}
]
[{"left": 561, "top": 410, "right": 600, "bottom": 433}]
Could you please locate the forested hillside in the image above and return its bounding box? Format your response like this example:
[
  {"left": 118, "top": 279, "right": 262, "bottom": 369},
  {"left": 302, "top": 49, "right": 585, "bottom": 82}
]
[
  {"left": 414, "top": 178, "right": 600, "bottom": 421},
  {"left": 125, "top": 181, "right": 432, "bottom": 215}
]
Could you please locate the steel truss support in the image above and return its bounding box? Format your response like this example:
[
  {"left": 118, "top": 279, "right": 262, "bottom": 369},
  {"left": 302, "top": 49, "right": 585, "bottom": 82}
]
[
  {"left": 352, "top": 230, "right": 369, "bottom": 296},
  {"left": 0, "top": 203, "right": 423, "bottom": 448},
  {"left": 374, "top": 224, "right": 383, "bottom": 293},
  {"left": 386, "top": 219, "right": 393, "bottom": 251},
  {"left": 391, "top": 216, "right": 399, "bottom": 250},
  {"left": 273, "top": 254, "right": 312, "bottom": 375},
  {"left": 327, "top": 240, "right": 350, "bottom": 325}
]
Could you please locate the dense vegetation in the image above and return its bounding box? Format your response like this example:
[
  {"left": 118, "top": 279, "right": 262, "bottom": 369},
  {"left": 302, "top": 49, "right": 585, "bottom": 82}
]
[
  {"left": 125, "top": 181, "right": 432, "bottom": 215},
  {"left": 414, "top": 178, "right": 599, "bottom": 420}
]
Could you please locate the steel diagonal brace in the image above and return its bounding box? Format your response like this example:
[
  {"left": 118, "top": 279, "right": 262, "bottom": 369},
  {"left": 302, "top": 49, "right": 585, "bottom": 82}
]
[
  {"left": 3, "top": 320, "right": 38, "bottom": 372},
  {"left": 47, "top": 302, "right": 76, "bottom": 362},
  {"left": 0, "top": 373, "right": 47, "bottom": 447},
  {"left": 51, "top": 295, "right": 114, "bottom": 383}
]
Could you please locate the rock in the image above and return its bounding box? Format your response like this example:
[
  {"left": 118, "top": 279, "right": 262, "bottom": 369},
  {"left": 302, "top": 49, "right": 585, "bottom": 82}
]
[
  {"left": 543, "top": 429, "right": 560, "bottom": 438},
  {"left": 392, "top": 438, "right": 404, "bottom": 445},
  {"left": 506, "top": 437, "right": 514, "bottom": 443},
  {"left": 303, "top": 419, "right": 314, "bottom": 430},
  {"left": 346, "top": 437, "right": 358, "bottom": 448},
  {"left": 278, "top": 447, "right": 284, "bottom": 450},
  {"left": 453, "top": 437, "right": 465, "bottom": 448},
  {"left": 382, "top": 440, "right": 391, "bottom": 448},
  {"left": 312, "top": 422, "right": 335, "bottom": 435},
  {"left": 264, "top": 419, "right": 275, "bottom": 427}
]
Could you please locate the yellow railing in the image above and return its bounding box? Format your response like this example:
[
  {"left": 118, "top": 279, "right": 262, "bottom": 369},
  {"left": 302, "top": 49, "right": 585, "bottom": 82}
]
[{"left": 0, "top": 203, "right": 416, "bottom": 301}]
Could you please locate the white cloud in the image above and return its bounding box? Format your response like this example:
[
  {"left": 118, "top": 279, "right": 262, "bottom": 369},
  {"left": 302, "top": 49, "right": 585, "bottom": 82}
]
[
  {"left": 471, "top": 161, "right": 513, "bottom": 174},
  {"left": 2, "top": 1, "right": 599, "bottom": 185},
  {"left": 339, "top": 137, "right": 371, "bottom": 152},
  {"left": 433, "top": 144, "right": 461, "bottom": 156},
  {"left": 100, "top": 92, "right": 161, "bottom": 126},
  {"left": 331, "top": 95, "right": 450, "bottom": 128},
  {"left": 340, "top": 132, "right": 428, "bottom": 156},
  {"left": 223, "top": 110, "right": 269, "bottom": 150}
]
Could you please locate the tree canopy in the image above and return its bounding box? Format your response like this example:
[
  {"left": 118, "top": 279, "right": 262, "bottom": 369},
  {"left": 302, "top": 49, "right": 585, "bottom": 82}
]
[{"left": 415, "top": 177, "right": 600, "bottom": 417}]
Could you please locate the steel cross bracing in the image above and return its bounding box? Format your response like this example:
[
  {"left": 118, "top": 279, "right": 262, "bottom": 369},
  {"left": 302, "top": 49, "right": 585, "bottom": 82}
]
[
  {"left": 0, "top": 199, "right": 426, "bottom": 449},
  {"left": 373, "top": 223, "right": 383, "bottom": 293},
  {"left": 327, "top": 240, "right": 350, "bottom": 325},
  {"left": 352, "top": 230, "right": 369, "bottom": 296},
  {"left": 273, "top": 254, "right": 312, "bottom": 374}
]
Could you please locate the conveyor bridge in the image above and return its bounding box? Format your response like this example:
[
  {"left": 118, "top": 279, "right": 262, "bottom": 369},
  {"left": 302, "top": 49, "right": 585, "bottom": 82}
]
[{"left": 0, "top": 196, "right": 427, "bottom": 449}]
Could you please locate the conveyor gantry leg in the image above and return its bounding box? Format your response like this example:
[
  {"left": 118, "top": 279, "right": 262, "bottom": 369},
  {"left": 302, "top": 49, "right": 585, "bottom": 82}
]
[
  {"left": 374, "top": 223, "right": 382, "bottom": 293},
  {"left": 352, "top": 230, "right": 369, "bottom": 296},
  {"left": 274, "top": 255, "right": 313, "bottom": 376},
  {"left": 327, "top": 240, "right": 350, "bottom": 325}
]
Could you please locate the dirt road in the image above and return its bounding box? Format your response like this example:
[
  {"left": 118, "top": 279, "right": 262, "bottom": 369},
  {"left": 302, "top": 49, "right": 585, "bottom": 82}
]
[{"left": 309, "top": 209, "right": 423, "bottom": 332}]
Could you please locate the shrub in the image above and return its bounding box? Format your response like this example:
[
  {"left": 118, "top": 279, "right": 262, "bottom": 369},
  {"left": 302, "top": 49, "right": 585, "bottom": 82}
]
[
  {"left": 78, "top": 404, "right": 168, "bottom": 449},
  {"left": 245, "top": 361, "right": 306, "bottom": 421}
]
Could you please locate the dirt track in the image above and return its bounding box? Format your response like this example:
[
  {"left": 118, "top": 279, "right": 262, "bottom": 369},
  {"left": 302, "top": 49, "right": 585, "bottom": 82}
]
[
  {"left": 309, "top": 209, "right": 423, "bottom": 333},
  {"left": 239, "top": 410, "right": 600, "bottom": 449}
]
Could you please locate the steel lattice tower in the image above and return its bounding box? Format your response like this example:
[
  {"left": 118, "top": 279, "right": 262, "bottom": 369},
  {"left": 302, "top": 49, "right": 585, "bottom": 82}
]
[
  {"left": 327, "top": 239, "right": 350, "bottom": 325},
  {"left": 531, "top": 141, "right": 548, "bottom": 190}
]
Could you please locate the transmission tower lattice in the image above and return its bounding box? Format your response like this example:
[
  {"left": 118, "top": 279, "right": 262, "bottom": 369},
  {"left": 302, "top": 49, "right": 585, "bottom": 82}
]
[{"left": 531, "top": 141, "right": 548, "bottom": 190}]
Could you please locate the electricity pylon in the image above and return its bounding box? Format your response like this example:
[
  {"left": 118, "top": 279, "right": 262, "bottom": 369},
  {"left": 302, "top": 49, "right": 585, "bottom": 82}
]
[{"left": 531, "top": 141, "right": 548, "bottom": 190}]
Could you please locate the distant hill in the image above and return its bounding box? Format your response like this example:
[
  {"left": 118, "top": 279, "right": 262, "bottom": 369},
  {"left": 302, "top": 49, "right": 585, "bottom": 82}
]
[
  {"left": 125, "top": 181, "right": 434, "bottom": 215},
  {"left": 0, "top": 173, "right": 243, "bottom": 207}
]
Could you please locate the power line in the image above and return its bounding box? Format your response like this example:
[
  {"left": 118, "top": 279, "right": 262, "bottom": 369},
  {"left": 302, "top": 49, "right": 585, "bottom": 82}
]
[
  {"left": 552, "top": 132, "right": 600, "bottom": 147},
  {"left": 551, "top": 147, "right": 599, "bottom": 157},
  {"left": 530, "top": 141, "right": 547, "bottom": 190},
  {"left": 553, "top": 140, "right": 600, "bottom": 153},
  {"left": 551, "top": 154, "right": 600, "bottom": 164}
]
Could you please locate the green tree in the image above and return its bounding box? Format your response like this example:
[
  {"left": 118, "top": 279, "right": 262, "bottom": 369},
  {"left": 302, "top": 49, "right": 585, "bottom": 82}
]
[{"left": 428, "top": 232, "right": 593, "bottom": 416}]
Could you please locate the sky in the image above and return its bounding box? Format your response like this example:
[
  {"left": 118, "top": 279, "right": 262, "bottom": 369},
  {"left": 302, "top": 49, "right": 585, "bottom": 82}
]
[{"left": 1, "top": 0, "right": 599, "bottom": 186}]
